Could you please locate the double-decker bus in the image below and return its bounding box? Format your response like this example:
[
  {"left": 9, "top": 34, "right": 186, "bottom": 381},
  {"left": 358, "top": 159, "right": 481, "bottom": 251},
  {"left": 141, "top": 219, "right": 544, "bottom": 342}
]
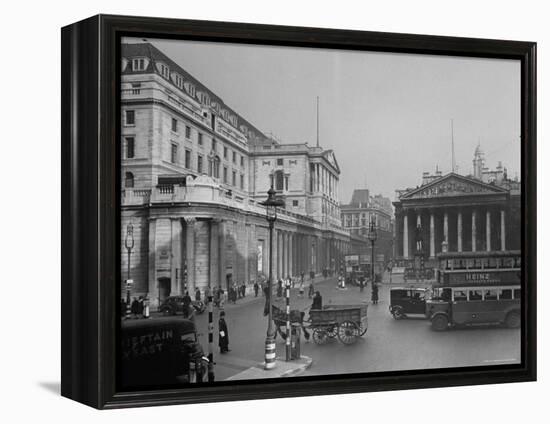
[{"left": 426, "top": 250, "right": 521, "bottom": 331}]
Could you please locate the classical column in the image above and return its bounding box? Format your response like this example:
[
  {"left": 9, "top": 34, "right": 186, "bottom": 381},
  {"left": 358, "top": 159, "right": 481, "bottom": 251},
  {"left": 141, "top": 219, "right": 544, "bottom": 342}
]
[
  {"left": 429, "top": 211, "right": 435, "bottom": 258},
  {"left": 148, "top": 218, "right": 157, "bottom": 303},
  {"left": 471, "top": 210, "right": 477, "bottom": 252},
  {"left": 171, "top": 218, "right": 182, "bottom": 295},
  {"left": 500, "top": 210, "right": 506, "bottom": 251},
  {"left": 289, "top": 233, "right": 294, "bottom": 277},
  {"left": 185, "top": 217, "right": 196, "bottom": 293},
  {"left": 209, "top": 219, "right": 219, "bottom": 289},
  {"left": 403, "top": 212, "right": 409, "bottom": 259},
  {"left": 278, "top": 230, "right": 283, "bottom": 279},
  {"left": 218, "top": 219, "right": 226, "bottom": 289},
  {"left": 486, "top": 210, "right": 491, "bottom": 251},
  {"left": 443, "top": 211, "right": 449, "bottom": 245},
  {"left": 457, "top": 211, "right": 463, "bottom": 252}
]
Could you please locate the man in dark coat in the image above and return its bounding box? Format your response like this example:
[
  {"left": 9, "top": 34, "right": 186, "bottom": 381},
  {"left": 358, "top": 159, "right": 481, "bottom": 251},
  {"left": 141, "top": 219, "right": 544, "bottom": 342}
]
[
  {"left": 253, "top": 281, "right": 259, "bottom": 297},
  {"left": 130, "top": 297, "right": 139, "bottom": 318},
  {"left": 182, "top": 291, "right": 192, "bottom": 316},
  {"left": 218, "top": 311, "right": 230, "bottom": 353},
  {"left": 371, "top": 283, "right": 379, "bottom": 305},
  {"left": 311, "top": 291, "right": 323, "bottom": 310},
  {"left": 195, "top": 288, "right": 201, "bottom": 302}
]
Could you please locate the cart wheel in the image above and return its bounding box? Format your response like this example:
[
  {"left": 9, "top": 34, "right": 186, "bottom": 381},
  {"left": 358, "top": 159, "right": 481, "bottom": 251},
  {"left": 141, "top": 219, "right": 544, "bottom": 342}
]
[
  {"left": 392, "top": 306, "right": 404, "bottom": 320},
  {"left": 431, "top": 314, "right": 449, "bottom": 331},
  {"left": 312, "top": 329, "right": 329, "bottom": 345},
  {"left": 338, "top": 321, "right": 359, "bottom": 345},
  {"left": 326, "top": 325, "right": 338, "bottom": 338},
  {"left": 359, "top": 323, "right": 368, "bottom": 336}
]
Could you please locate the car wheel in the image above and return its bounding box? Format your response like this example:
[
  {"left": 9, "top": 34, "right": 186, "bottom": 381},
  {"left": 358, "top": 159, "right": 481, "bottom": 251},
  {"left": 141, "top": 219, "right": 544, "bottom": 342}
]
[
  {"left": 431, "top": 314, "right": 449, "bottom": 331},
  {"left": 392, "top": 307, "right": 404, "bottom": 320},
  {"left": 505, "top": 311, "right": 520, "bottom": 329}
]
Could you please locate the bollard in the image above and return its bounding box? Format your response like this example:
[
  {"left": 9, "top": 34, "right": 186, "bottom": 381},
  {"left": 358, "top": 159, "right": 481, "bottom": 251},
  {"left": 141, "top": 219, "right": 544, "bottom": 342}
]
[
  {"left": 285, "top": 283, "right": 291, "bottom": 361},
  {"left": 207, "top": 294, "right": 215, "bottom": 382}
]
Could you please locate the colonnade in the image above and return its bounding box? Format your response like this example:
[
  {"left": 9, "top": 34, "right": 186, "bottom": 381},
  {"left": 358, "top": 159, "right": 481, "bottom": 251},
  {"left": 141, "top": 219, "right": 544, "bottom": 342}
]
[{"left": 398, "top": 207, "right": 507, "bottom": 259}]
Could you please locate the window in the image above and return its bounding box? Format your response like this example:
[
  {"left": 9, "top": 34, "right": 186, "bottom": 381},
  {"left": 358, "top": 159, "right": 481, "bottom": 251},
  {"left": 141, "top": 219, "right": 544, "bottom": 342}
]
[
  {"left": 159, "top": 63, "right": 170, "bottom": 78},
  {"left": 223, "top": 146, "right": 228, "bottom": 159},
  {"left": 275, "top": 170, "right": 284, "bottom": 191},
  {"left": 292, "top": 200, "right": 299, "bottom": 207},
  {"left": 125, "top": 172, "right": 134, "bottom": 188},
  {"left": 212, "top": 139, "right": 217, "bottom": 152},
  {"left": 232, "top": 170, "right": 236, "bottom": 186},
  {"left": 500, "top": 289, "right": 513, "bottom": 300},
  {"left": 214, "top": 158, "right": 220, "bottom": 179},
  {"left": 240, "top": 174, "right": 244, "bottom": 189},
  {"left": 223, "top": 167, "right": 228, "bottom": 184},
  {"left": 284, "top": 175, "right": 289, "bottom": 191},
  {"left": 484, "top": 289, "right": 498, "bottom": 301},
  {"left": 277, "top": 158, "right": 283, "bottom": 166},
  {"left": 185, "top": 126, "right": 191, "bottom": 139},
  {"left": 171, "top": 118, "right": 178, "bottom": 133},
  {"left": 198, "top": 133, "right": 203, "bottom": 146},
  {"left": 174, "top": 73, "right": 183, "bottom": 89},
  {"left": 453, "top": 290, "right": 467, "bottom": 301},
  {"left": 184, "top": 149, "right": 191, "bottom": 169},
  {"left": 125, "top": 110, "right": 135, "bottom": 125},
  {"left": 125, "top": 137, "right": 135, "bottom": 158},
  {"left": 197, "top": 155, "right": 203, "bottom": 174},
  {"left": 132, "top": 58, "right": 145, "bottom": 71},
  {"left": 513, "top": 289, "right": 521, "bottom": 300},
  {"left": 469, "top": 290, "right": 482, "bottom": 301},
  {"left": 171, "top": 144, "right": 178, "bottom": 164},
  {"left": 232, "top": 151, "right": 236, "bottom": 163},
  {"left": 240, "top": 156, "right": 244, "bottom": 167}
]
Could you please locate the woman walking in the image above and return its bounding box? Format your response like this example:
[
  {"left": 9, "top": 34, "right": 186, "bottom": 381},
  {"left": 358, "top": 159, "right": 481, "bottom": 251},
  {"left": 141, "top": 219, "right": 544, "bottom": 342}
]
[{"left": 371, "top": 283, "right": 379, "bottom": 305}]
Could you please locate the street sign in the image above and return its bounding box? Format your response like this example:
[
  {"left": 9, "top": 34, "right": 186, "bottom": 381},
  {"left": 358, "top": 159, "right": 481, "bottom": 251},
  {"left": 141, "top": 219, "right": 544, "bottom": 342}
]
[{"left": 125, "top": 279, "right": 134, "bottom": 288}]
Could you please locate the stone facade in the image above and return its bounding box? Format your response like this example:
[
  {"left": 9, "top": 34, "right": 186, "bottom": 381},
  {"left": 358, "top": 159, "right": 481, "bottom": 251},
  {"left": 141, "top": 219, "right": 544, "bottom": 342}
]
[
  {"left": 393, "top": 152, "right": 521, "bottom": 267},
  {"left": 120, "top": 43, "right": 352, "bottom": 307}
]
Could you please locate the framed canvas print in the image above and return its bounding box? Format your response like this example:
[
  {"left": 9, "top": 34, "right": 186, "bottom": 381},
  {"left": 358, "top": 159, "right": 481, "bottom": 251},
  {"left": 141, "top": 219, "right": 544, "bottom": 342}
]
[{"left": 61, "top": 14, "right": 536, "bottom": 409}]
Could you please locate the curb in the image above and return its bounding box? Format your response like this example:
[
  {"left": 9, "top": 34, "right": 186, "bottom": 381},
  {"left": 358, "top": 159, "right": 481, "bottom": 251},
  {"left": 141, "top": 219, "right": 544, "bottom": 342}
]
[{"left": 278, "top": 356, "right": 313, "bottom": 378}]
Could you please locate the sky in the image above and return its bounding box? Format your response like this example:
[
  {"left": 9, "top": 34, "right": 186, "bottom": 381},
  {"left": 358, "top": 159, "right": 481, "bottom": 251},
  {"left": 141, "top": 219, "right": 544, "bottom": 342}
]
[{"left": 126, "top": 37, "right": 521, "bottom": 203}]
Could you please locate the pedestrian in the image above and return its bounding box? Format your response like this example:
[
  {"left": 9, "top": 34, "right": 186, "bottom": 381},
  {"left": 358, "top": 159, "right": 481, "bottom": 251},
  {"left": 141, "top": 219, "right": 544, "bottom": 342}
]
[
  {"left": 312, "top": 291, "right": 323, "bottom": 310},
  {"left": 300, "top": 272, "right": 305, "bottom": 286},
  {"left": 241, "top": 282, "right": 246, "bottom": 298},
  {"left": 137, "top": 296, "right": 144, "bottom": 318},
  {"left": 195, "top": 287, "right": 201, "bottom": 302},
  {"left": 253, "top": 281, "right": 259, "bottom": 297},
  {"left": 130, "top": 297, "right": 139, "bottom": 318},
  {"left": 218, "top": 311, "right": 230, "bottom": 353},
  {"left": 277, "top": 279, "right": 283, "bottom": 298},
  {"left": 359, "top": 276, "right": 365, "bottom": 293},
  {"left": 308, "top": 282, "right": 314, "bottom": 298},
  {"left": 299, "top": 281, "right": 305, "bottom": 298},
  {"left": 219, "top": 287, "right": 226, "bottom": 309},
  {"left": 204, "top": 285, "right": 211, "bottom": 301},
  {"left": 182, "top": 291, "right": 192, "bottom": 316},
  {"left": 371, "top": 283, "right": 379, "bottom": 305},
  {"left": 310, "top": 270, "right": 315, "bottom": 281}
]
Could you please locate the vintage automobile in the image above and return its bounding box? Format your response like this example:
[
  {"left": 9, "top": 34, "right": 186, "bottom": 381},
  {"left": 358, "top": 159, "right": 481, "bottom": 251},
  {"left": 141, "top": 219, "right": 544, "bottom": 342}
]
[
  {"left": 121, "top": 316, "right": 209, "bottom": 388},
  {"left": 159, "top": 295, "right": 206, "bottom": 315},
  {"left": 389, "top": 287, "right": 429, "bottom": 319}
]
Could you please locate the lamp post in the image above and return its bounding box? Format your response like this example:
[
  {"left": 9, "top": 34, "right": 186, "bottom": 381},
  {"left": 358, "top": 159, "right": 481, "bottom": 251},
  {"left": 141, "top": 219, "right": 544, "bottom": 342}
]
[
  {"left": 260, "top": 187, "right": 285, "bottom": 370},
  {"left": 368, "top": 216, "right": 378, "bottom": 284},
  {"left": 124, "top": 222, "right": 135, "bottom": 319}
]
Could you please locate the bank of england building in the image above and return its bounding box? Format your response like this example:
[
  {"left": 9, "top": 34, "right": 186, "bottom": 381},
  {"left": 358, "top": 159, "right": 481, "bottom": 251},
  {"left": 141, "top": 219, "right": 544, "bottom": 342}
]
[{"left": 120, "top": 43, "right": 351, "bottom": 306}]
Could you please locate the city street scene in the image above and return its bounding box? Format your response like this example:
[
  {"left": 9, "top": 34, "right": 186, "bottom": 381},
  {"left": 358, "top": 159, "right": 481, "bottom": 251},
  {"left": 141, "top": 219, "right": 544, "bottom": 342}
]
[{"left": 119, "top": 38, "right": 521, "bottom": 388}]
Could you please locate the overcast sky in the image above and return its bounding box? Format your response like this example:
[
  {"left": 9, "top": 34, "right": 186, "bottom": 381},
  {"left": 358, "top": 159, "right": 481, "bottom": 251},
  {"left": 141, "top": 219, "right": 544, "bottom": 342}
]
[{"left": 127, "top": 37, "right": 521, "bottom": 203}]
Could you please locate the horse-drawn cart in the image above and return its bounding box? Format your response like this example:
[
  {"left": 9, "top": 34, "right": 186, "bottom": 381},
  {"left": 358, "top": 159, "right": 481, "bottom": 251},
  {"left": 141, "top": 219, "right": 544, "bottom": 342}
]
[{"left": 309, "top": 304, "right": 368, "bottom": 345}]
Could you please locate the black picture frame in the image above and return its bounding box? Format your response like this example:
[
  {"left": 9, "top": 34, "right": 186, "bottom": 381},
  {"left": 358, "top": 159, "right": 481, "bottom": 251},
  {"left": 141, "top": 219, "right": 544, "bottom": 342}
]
[{"left": 61, "top": 14, "right": 536, "bottom": 409}]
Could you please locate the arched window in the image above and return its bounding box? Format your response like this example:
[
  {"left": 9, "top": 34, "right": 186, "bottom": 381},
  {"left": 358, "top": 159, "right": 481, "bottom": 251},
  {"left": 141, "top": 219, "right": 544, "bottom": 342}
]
[
  {"left": 275, "top": 170, "right": 284, "bottom": 191},
  {"left": 125, "top": 172, "right": 134, "bottom": 188}
]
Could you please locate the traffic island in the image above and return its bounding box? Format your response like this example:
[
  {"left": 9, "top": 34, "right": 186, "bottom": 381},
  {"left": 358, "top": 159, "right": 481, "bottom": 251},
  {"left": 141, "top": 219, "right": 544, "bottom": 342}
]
[{"left": 224, "top": 356, "right": 313, "bottom": 381}]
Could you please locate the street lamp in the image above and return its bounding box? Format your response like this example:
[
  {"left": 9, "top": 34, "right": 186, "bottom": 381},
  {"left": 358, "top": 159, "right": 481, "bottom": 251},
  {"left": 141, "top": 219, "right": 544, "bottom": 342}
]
[
  {"left": 367, "top": 216, "right": 378, "bottom": 285},
  {"left": 260, "top": 186, "right": 285, "bottom": 370},
  {"left": 124, "top": 222, "right": 134, "bottom": 319}
]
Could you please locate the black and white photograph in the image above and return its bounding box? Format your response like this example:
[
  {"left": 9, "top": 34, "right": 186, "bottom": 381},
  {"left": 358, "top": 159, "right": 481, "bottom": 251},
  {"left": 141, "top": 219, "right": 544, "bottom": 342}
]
[{"left": 119, "top": 37, "right": 523, "bottom": 388}]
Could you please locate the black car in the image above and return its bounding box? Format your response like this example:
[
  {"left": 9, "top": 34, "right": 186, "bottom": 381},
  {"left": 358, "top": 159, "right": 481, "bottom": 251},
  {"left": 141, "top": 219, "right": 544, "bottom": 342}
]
[
  {"left": 159, "top": 296, "right": 206, "bottom": 316},
  {"left": 389, "top": 287, "right": 429, "bottom": 319}
]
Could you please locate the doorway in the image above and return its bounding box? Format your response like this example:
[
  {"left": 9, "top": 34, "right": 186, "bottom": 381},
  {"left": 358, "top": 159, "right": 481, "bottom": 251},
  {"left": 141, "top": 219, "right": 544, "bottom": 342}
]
[{"left": 158, "top": 277, "right": 171, "bottom": 305}]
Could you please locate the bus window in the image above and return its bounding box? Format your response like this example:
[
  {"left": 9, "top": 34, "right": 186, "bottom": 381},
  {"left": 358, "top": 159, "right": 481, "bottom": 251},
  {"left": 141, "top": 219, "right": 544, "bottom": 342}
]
[
  {"left": 513, "top": 289, "right": 521, "bottom": 300},
  {"left": 453, "top": 290, "right": 467, "bottom": 301},
  {"left": 484, "top": 289, "right": 498, "bottom": 300},
  {"left": 469, "top": 290, "right": 482, "bottom": 301},
  {"left": 500, "top": 289, "right": 513, "bottom": 300}
]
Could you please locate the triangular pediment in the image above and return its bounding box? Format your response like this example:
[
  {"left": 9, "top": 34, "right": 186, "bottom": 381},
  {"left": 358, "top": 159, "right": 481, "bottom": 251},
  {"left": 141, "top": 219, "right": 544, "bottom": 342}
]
[
  {"left": 400, "top": 173, "right": 508, "bottom": 200},
  {"left": 323, "top": 150, "right": 340, "bottom": 173}
]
